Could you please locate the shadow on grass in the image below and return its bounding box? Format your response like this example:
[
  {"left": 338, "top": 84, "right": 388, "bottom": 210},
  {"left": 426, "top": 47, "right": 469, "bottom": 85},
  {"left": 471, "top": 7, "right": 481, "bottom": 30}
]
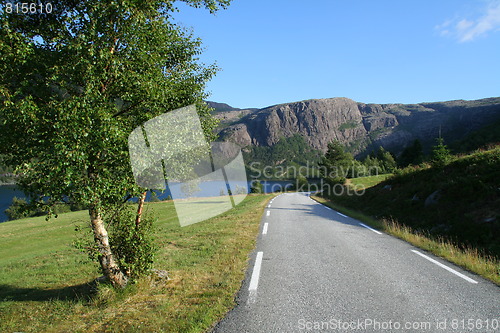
[{"left": 0, "top": 281, "right": 98, "bottom": 303}]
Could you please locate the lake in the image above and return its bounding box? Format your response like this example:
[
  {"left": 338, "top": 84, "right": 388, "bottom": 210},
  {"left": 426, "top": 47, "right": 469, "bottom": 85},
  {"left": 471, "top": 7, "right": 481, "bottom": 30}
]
[{"left": 0, "top": 180, "right": 294, "bottom": 222}]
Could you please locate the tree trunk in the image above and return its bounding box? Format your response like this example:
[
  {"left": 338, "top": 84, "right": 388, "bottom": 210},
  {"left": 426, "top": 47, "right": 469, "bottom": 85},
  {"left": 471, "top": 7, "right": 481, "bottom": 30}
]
[
  {"left": 89, "top": 206, "right": 128, "bottom": 288},
  {"left": 135, "top": 191, "right": 147, "bottom": 228}
]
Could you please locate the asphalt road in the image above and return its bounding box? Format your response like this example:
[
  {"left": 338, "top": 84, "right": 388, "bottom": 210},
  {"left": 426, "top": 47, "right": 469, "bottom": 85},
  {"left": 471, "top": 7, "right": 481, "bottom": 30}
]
[{"left": 211, "top": 192, "right": 499, "bottom": 333}]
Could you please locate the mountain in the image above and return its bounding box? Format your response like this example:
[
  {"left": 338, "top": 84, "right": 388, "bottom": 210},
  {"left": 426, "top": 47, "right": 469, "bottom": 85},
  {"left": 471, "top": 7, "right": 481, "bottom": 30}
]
[
  {"left": 207, "top": 101, "right": 259, "bottom": 131},
  {"left": 206, "top": 101, "right": 241, "bottom": 112},
  {"left": 216, "top": 97, "right": 500, "bottom": 157}
]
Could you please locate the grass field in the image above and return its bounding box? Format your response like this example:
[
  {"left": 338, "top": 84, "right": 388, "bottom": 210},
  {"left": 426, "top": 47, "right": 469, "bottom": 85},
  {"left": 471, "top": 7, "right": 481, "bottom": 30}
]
[
  {"left": 345, "top": 174, "right": 392, "bottom": 190},
  {"left": 0, "top": 194, "right": 273, "bottom": 332}
]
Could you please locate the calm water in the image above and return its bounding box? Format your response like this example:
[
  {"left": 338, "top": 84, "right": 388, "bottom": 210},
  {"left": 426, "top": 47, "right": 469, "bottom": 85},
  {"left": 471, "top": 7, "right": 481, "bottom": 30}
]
[{"left": 0, "top": 180, "right": 293, "bottom": 222}]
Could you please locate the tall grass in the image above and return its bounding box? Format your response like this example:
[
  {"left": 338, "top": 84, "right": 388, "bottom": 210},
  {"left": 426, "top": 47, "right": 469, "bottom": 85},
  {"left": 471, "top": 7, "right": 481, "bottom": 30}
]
[{"left": 383, "top": 219, "right": 499, "bottom": 284}]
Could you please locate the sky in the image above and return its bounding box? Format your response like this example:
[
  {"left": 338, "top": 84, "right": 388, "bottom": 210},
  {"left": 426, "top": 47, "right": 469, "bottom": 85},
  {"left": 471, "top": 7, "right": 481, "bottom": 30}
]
[{"left": 173, "top": 0, "right": 500, "bottom": 109}]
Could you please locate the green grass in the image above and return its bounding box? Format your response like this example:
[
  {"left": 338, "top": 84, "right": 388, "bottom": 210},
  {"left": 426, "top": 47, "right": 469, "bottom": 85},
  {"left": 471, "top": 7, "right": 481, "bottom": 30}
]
[
  {"left": 345, "top": 174, "right": 392, "bottom": 190},
  {"left": 338, "top": 121, "right": 359, "bottom": 131},
  {"left": 0, "top": 194, "right": 273, "bottom": 332}
]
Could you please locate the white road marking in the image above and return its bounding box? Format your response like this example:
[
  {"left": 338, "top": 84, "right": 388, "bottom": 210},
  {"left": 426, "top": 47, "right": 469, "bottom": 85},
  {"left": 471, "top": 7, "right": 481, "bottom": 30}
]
[
  {"left": 266, "top": 210, "right": 270, "bottom": 217},
  {"left": 337, "top": 212, "right": 348, "bottom": 218},
  {"left": 249, "top": 251, "right": 264, "bottom": 291},
  {"left": 359, "top": 222, "right": 382, "bottom": 235},
  {"left": 262, "top": 223, "right": 269, "bottom": 235},
  {"left": 268, "top": 204, "right": 271, "bottom": 208},
  {"left": 411, "top": 250, "right": 478, "bottom": 284},
  {"left": 325, "top": 206, "right": 332, "bottom": 210}
]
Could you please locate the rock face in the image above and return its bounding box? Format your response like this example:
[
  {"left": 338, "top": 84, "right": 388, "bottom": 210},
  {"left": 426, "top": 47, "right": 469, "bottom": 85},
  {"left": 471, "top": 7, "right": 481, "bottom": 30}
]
[{"left": 217, "top": 97, "right": 500, "bottom": 155}]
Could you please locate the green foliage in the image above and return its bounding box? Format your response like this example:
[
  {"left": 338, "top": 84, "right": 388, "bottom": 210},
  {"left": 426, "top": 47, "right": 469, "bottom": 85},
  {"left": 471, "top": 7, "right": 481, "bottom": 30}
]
[
  {"left": 249, "top": 180, "right": 263, "bottom": 193},
  {"left": 0, "top": 2, "right": 221, "bottom": 211},
  {"left": 338, "top": 121, "right": 358, "bottom": 131},
  {"left": 295, "top": 174, "right": 309, "bottom": 191},
  {"left": 5, "top": 197, "right": 36, "bottom": 220},
  {"left": 318, "top": 142, "right": 397, "bottom": 189},
  {"left": 0, "top": 155, "right": 15, "bottom": 184},
  {"left": 450, "top": 119, "right": 500, "bottom": 153},
  {"left": 431, "top": 137, "right": 451, "bottom": 168},
  {"left": 375, "top": 146, "right": 397, "bottom": 173},
  {"left": 244, "top": 134, "right": 322, "bottom": 178},
  {"left": 108, "top": 209, "right": 157, "bottom": 280},
  {"left": 319, "top": 140, "right": 361, "bottom": 178},
  {"left": 0, "top": 0, "right": 227, "bottom": 282},
  {"left": 323, "top": 141, "right": 352, "bottom": 164},
  {"left": 398, "top": 139, "right": 424, "bottom": 167},
  {"left": 364, "top": 146, "right": 397, "bottom": 174},
  {"left": 149, "top": 191, "right": 161, "bottom": 203},
  {"left": 6, "top": 196, "right": 87, "bottom": 221}
]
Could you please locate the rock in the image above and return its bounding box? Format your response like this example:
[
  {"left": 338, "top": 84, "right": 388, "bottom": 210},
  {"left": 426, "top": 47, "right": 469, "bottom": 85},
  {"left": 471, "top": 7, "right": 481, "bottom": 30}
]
[
  {"left": 430, "top": 224, "right": 451, "bottom": 233},
  {"left": 382, "top": 185, "right": 392, "bottom": 190},
  {"left": 482, "top": 217, "right": 497, "bottom": 224},
  {"left": 411, "top": 194, "right": 419, "bottom": 201},
  {"left": 425, "top": 190, "right": 441, "bottom": 207},
  {"left": 151, "top": 269, "right": 170, "bottom": 280},
  {"left": 95, "top": 275, "right": 108, "bottom": 283},
  {"left": 216, "top": 97, "right": 500, "bottom": 157}
]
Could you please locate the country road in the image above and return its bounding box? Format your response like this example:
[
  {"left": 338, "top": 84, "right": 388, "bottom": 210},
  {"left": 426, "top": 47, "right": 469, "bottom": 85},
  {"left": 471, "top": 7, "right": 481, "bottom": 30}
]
[{"left": 212, "top": 192, "right": 499, "bottom": 333}]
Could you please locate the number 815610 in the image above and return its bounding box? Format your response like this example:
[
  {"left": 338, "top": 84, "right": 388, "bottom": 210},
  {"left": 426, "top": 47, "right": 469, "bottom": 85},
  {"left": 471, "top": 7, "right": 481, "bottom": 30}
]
[{"left": 5, "top": 2, "right": 53, "bottom": 14}]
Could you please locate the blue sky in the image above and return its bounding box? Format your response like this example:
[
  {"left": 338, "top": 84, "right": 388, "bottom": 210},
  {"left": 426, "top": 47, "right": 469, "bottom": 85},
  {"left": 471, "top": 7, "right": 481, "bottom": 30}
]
[{"left": 173, "top": 0, "right": 500, "bottom": 109}]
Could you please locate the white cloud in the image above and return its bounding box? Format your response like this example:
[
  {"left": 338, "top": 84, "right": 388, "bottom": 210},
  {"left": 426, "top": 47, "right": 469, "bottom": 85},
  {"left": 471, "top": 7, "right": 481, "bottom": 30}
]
[{"left": 437, "top": 1, "right": 500, "bottom": 42}]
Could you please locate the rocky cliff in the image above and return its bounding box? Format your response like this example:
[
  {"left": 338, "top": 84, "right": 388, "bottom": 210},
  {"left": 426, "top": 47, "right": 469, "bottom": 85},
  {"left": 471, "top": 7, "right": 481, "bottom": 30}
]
[{"left": 217, "top": 97, "right": 500, "bottom": 155}]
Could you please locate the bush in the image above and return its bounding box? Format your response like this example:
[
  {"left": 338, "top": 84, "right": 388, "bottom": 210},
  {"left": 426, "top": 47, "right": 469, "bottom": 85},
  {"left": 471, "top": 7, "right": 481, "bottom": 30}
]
[
  {"left": 5, "top": 197, "right": 45, "bottom": 220},
  {"left": 6, "top": 197, "right": 87, "bottom": 220},
  {"left": 431, "top": 138, "right": 451, "bottom": 168},
  {"left": 108, "top": 208, "right": 157, "bottom": 280},
  {"left": 5, "top": 197, "right": 31, "bottom": 220},
  {"left": 296, "top": 175, "right": 308, "bottom": 192},
  {"left": 149, "top": 191, "right": 161, "bottom": 202},
  {"left": 249, "top": 180, "right": 263, "bottom": 193}
]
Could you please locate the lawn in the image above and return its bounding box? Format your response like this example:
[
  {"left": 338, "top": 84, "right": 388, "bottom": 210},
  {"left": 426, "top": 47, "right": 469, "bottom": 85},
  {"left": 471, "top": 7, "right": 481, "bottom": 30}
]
[
  {"left": 0, "top": 194, "right": 272, "bottom": 332},
  {"left": 345, "top": 174, "right": 392, "bottom": 190}
]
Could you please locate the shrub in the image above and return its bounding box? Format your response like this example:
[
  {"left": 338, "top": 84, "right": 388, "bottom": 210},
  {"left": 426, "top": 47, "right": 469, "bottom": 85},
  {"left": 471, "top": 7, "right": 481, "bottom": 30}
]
[
  {"left": 149, "top": 191, "right": 161, "bottom": 202},
  {"left": 5, "top": 197, "right": 31, "bottom": 220},
  {"left": 296, "top": 175, "right": 308, "bottom": 191},
  {"left": 5, "top": 197, "right": 45, "bottom": 220},
  {"left": 108, "top": 208, "right": 157, "bottom": 280},
  {"left": 250, "top": 180, "right": 263, "bottom": 193}
]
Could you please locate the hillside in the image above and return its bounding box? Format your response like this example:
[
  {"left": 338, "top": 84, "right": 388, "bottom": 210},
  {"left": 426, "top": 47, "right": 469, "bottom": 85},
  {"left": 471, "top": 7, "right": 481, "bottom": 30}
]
[
  {"left": 217, "top": 97, "right": 500, "bottom": 158},
  {"left": 329, "top": 146, "right": 500, "bottom": 258}
]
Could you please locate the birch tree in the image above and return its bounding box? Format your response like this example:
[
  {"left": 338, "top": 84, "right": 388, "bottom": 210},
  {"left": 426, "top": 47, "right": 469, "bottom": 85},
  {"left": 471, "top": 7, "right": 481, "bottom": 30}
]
[{"left": 0, "top": 0, "right": 227, "bottom": 287}]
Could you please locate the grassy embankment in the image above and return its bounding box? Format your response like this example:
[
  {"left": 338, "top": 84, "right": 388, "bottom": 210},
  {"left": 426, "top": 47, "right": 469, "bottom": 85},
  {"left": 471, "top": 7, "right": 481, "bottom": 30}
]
[
  {"left": 0, "top": 194, "right": 273, "bottom": 332},
  {"left": 313, "top": 146, "right": 500, "bottom": 285}
]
